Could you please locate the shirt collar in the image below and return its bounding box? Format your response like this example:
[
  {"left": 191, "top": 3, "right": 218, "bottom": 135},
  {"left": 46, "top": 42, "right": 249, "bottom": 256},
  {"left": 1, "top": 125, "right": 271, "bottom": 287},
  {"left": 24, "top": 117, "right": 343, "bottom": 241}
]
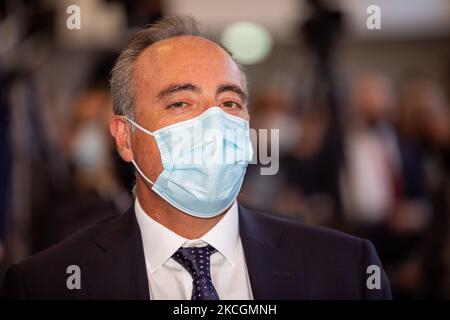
[
  {"left": 201, "top": 200, "right": 239, "bottom": 266},
  {"left": 134, "top": 199, "right": 239, "bottom": 273}
]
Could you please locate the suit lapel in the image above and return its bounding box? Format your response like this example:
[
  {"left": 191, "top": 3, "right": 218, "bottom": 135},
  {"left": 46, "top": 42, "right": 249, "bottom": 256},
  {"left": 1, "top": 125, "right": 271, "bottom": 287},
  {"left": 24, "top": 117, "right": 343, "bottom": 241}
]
[
  {"left": 239, "top": 205, "right": 307, "bottom": 299},
  {"left": 83, "top": 208, "right": 150, "bottom": 299}
]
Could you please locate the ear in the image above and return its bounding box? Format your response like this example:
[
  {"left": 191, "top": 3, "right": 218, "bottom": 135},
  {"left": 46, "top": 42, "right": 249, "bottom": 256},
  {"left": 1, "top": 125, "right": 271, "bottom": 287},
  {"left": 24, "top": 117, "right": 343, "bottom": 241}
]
[{"left": 110, "top": 115, "right": 134, "bottom": 162}]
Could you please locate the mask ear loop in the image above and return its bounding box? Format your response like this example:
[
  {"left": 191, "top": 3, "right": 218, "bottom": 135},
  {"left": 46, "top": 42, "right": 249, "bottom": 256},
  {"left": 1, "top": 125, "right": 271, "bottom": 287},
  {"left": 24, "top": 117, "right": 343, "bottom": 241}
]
[
  {"left": 125, "top": 117, "right": 155, "bottom": 137},
  {"left": 131, "top": 159, "right": 155, "bottom": 186},
  {"left": 124, "top": 117, "right": 156, "bottom": 186}
]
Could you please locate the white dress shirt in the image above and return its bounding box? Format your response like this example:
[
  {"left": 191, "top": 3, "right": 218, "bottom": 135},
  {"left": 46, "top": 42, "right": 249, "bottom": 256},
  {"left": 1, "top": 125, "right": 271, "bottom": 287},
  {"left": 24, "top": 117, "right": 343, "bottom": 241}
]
[{"left": 134, "top": 198, "right": 254, "bottom": 300}]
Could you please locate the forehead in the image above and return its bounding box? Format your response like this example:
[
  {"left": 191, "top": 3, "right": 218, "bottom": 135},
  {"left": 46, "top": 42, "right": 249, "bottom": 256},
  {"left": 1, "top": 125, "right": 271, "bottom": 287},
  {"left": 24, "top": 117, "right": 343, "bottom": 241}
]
[{"left": 133, "top": 36, "right": 243, "bottom": 87}]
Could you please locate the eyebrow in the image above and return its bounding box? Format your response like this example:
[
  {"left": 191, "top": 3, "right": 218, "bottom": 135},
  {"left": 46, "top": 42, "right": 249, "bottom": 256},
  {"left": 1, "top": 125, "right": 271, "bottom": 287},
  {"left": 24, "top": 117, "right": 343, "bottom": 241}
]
[
  {"left": 216, "top": 83, "right": 248, "bottom": 103},
  {"left": 154, "top": 82, "right": 248, "bottom": 103},
  {"left": 155, "top": 83, "right": 200, "bottom": 100}
]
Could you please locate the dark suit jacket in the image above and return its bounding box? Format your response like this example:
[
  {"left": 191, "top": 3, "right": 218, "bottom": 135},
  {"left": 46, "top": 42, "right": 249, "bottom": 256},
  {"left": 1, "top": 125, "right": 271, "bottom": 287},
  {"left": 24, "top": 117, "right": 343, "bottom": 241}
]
[{"left": 0, "top": 205, "right": 392, "bottom": 299}]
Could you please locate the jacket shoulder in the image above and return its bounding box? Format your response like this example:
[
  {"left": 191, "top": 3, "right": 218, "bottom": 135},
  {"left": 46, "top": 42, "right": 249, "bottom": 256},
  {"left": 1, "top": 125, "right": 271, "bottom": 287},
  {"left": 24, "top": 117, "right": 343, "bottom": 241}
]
[
  {"left": 22, "top": 214, "right": 120, "bottom": 268},
  {"left": 1, "top": 213, "right": 123, "bottom": 299},
  {"left": 242, "top": 207, "right": 364, "bottom": 249},
  {"left": 240, "top": 206, "right": 392, "bottom": 299}
]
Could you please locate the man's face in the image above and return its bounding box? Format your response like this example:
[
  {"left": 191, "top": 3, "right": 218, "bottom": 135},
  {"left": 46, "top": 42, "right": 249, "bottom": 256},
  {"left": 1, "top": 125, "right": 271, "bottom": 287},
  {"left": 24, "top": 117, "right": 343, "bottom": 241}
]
[{"left": 111, "top": 35, "right": 249, "bottom": 184}]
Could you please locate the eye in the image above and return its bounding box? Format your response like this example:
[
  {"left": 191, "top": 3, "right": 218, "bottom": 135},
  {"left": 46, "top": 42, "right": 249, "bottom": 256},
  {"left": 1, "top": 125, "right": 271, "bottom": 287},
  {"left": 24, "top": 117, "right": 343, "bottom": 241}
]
[
  {"left": 167, "top": 101, "right": 189, "bottom": 109},
  {"left": 221, "top": 101, "right": 242, "bottom": 109}
]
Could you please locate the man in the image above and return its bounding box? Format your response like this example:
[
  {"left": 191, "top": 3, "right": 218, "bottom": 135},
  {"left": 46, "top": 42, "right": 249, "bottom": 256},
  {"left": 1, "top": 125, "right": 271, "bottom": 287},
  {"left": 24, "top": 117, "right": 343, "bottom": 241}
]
[{"left": 0, "top": 16, "right": 391, "bottom": 300}]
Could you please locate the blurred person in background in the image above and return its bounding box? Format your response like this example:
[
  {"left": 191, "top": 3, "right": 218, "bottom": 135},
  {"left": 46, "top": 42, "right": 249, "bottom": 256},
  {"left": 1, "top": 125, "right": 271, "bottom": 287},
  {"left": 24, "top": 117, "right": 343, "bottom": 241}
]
[
  {"left": 33, "top": 81, "right": 133, "bottom": 251},
  {"left": 341, "top": 72, "right": 450, "bottom": 298},
  {"left": 342, "top": 72, "right": 420, "bottom": 298},
  {"left": 342, "top": 72, "right": 401, "bottom": 227},
  {"left": 66, "top": 82, "right": 131, "bottom": 206},
  {"left": 393, "top": 78, "right": 450, "bottom": 298}
]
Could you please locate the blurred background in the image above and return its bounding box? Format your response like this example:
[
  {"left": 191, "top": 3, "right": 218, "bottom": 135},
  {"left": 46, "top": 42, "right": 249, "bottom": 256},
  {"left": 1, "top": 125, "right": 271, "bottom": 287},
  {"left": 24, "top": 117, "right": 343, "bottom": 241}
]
[{"left": 0, "top": 0, "right": 449, "bottom": 299}]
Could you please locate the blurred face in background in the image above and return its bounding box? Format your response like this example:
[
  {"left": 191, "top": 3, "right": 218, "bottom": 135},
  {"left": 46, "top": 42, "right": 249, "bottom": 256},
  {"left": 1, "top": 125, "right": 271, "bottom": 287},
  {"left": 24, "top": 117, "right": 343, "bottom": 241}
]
[
  {"left": 351, "top": 73, "right": 395, "bottom": 125},
  {"left": 69, "top": 88, "right": 113, "bottom": 178},
  {"left": 397, "top": 79, "right": 450, "bottom": 146}
]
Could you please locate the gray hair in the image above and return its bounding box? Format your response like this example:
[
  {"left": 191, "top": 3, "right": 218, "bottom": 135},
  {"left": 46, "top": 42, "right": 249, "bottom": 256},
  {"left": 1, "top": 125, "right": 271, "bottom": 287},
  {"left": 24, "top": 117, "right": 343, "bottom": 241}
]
[{"left": 110, "top": 15, "right": 246, "bottom": 121}]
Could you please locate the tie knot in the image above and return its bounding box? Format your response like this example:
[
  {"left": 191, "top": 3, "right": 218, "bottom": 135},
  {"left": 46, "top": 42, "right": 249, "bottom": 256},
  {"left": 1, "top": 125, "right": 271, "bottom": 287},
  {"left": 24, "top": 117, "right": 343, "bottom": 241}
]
[
  {"left": 172, "top": 244, "right": 219, "bottom": 300},
  {"left": 172, "top": 245, "right": 217, "bottom": 280}
]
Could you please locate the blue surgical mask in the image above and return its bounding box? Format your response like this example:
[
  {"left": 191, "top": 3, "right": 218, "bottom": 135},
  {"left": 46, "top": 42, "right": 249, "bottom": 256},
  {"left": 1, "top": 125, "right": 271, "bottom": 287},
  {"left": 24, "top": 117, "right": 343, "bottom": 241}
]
[{"left": 126, "top": 107, "right": 253, "bottom": 218}]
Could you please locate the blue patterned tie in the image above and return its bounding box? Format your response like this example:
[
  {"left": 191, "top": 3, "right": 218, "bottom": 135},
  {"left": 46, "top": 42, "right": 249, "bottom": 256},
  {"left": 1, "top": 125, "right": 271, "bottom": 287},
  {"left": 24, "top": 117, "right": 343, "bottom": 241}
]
[{"left": 172, "top": 245, "right": 219, "bottom": 300}]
